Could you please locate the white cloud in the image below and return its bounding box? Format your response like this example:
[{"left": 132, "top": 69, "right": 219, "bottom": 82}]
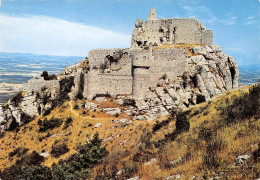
[
  {"left": 219, "top": 19, "right": 236, "bottom": 25},
  {"left": 180, "top": 5, "right": 217, "bottom": 24},
  {"left": 0, "top": 14, "right": 131, "bottom": 56},
  {"left": 182, "top": 6, "right": 194, "bottom": 11},
  {"left": 243, "top": 19, "right": 258, "bottom": 25},
  {"left": 219, "top": 13, "right": 237, "bottom": 25},
  {"left": 247, "top": 16, "right": 255, "bottom": 20},
  {"left": 226, "top": 47, "right": 245, "bottom": 52}
]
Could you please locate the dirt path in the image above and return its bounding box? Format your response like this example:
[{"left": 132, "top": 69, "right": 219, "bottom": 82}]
[{"left": 68, "top": 100, "right": 97, "bottom": 120}]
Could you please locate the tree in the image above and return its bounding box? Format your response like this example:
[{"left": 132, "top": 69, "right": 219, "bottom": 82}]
[{"left": 41, "top": 71, "right": 50, "bottom": 80}]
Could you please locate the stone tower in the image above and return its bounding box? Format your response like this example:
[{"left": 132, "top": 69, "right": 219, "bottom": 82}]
[
  {"left": 147, "top": 8, "right": 157, "bottom": 21},
  {"left": 131, "top": 8, "right": 213, "bottom": 48}
]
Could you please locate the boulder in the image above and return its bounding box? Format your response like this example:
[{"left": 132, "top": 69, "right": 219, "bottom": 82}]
[
  {"left": 95, "top": 123, "right": 102, "bottom": 128},
  {"left": 103, "top": 108, "right": 121, "bottom": 116}
]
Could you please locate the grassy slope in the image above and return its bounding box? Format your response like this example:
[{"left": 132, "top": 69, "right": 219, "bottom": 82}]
[{"left": 0, "top": 86, "right": 259, "bottom": 179}]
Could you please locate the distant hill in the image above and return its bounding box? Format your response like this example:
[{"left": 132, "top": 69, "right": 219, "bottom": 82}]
[
  {"left": 238, "top": 64, "right": 260, "bottom": 86},
  {"left": 239, "top": 64, "right": 260, "bottom": 71}
]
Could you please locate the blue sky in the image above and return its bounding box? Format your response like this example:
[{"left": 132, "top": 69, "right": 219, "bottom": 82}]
[{"left": 0, "top": 0, "right": 259, "bottom": 66}]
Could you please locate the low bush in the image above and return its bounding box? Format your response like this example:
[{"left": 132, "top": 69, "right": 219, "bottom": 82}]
[
  {"left": 220, "top": 83, "right": 260, "bottom": 124},
  {"left": 51, "top": 143, "right": 69, "bottom": 158},
  {"left": 196, "top": 94, "right": 206, "bottom": 104},
  {"left": 53, "top": 132, "right": 108, "bottom": 179},
  {"left": 8, "top": 147, "right": 29, "bottom": 158},
  {"left": 8, "top": 118, "right": 19, "bottom": 131},
  {"left": 175, "top": 111, "right": 190, "bottom": 133},
  {"left": 20, "top": 112, "right": 33, "bottom": 125},
  {"left": 41, "top": 71, "right": 57, "bottom": 80},
  {"left": 15, "top": 151, "right": 45, "bottom": 166},
  {"left": 63, "top": 117, "right": 73, "bottom": 129},
  {"left": 123, "top": 99, "right": 136, "bottom": 107},
  {"left": 11, "top": 91, "right": 23, "bottom": 107},
  {"left": 152, "top": 119, "right": 170, "bottom": 133},
  {"left": 73, "top": 104, "right": 79, "bottom": 109},
  {"left": 1, "top": 133, "right": 108, "bottom": 180},
  {"left": 1, "top": 164, "right": 52, "bottom": 180},
  {"left": 38, "top": 117, "right": 63, "bottom": 132}
]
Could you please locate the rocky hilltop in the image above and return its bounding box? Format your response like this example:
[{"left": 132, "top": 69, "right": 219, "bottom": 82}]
[{"left": 0, "top": 8, "right": 239, "bottom": 131}]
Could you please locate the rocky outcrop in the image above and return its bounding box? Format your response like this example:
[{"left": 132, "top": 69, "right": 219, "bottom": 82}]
[{"left": 130, "top": 45, "right": 239, "bottom": 119}]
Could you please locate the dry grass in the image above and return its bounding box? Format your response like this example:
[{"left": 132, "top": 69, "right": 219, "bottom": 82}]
[
  {"left": 152, "top": 43, "right": 202, "bottom": 56},
  {"left": 0, "top": 85, "right": 258, "bottom": 179},
  {"left": 0, "top": 98, "right": 153, "bottom": 170}
]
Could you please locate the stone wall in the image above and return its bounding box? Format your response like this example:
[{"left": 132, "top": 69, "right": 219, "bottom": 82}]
[
  {"left": 27, "top": 78, "right": 60, "bottom": 99},
  {"left": 83, "top": 72, "right": 133, "bottom": 99},
  {"left": 131, "top": 9, "right": 213, "bottom": 48}
]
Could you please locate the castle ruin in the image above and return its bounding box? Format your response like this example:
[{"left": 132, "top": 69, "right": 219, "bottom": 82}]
[
  {"left": 3, "top": 8, "right": 239, "bottom": 126},
  {"left": 82, "top": 8, "right": 234, "bottom": 102}
]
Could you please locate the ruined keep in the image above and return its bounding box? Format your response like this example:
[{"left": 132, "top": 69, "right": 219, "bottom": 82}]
[
  {"left": 131, "top": 8, "right": 213, "bottom": 48},
  {"left": 83, "top": 8, "right": 238, "bottom": 103}
]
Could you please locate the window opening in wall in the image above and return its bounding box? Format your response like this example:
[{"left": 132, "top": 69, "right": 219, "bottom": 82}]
[
  {"left": 166, "top": 31, "right": 170, "bottom": 40},
  {"left": 173, "top": 27, "right": 176, "bottom": 33},
  {"left": 160, "top": 37, "right": 163, "bottom": 43},
  {"left": 159, "top": 27, "right": 164, "bottom": 33},
  {"left": 172, "top": 27, "right": 176, "bottom": 43},
  {"left": 137, "top": 41, "right": 142, "bottom": 46}
]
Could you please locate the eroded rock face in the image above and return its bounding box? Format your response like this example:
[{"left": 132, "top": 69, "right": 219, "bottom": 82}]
[
  {"left": 0, "top": 87, "right": 60, "bottom": 130},
  {"left": 131, "top": 45, "right": 239, "bottom": 119}
]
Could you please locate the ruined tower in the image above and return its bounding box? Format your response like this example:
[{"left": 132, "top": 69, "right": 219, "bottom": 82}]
[
  {"left": 147, "top": 8, "right": 157, "bottom": 21},
  {"left": 131, "top": 8, "right": 213, "bottom": 49}
]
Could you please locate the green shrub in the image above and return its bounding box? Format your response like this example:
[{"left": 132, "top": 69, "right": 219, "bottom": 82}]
[
  {"left": 42, "top": 107, "right": 52, "bottom": 116},
  {"left": 196, "top": 94, "right": 206, "bottom": 104},
  {"left": 57, "top": 77, "right": 74, "bottom": 104},
  {"left": 175, "top": 111, "right": 190, "bottom": 133},
  {"left": 51, "top": 143, "right": 69, "bottom": 158},
  {"left": 73, "top": 104, "right": 79, "bottom": 110},
  {"left": 2, "top": 133, "right": 108, "bottom": 180},
  {"left": 220, "top": 83, "right": 260, "bottom": 124},
  {"left": 41, "top": 71, "right": 49, "bottom": 80},
  {"left": 8, "top": 118, "right": 19, "bottom": 131},
  {"left": 20, "top": 112, "right": 33, "bottom": 125},
  {"left": 152, "top": 119, "right": 170, "bottom": 133},
  {"left": 38, "top": 118, "right": 63, "bottom": 132},
  {"left": 11, "top": 91, "right": 23, "bottom": 107},
  {"left": 15, "top": 151, "right": 45, "bottom": 166},
  {"left": 41, "top": 71, "right": 57, "bottom": 80},
  {"left": 8, "top": 147, "right": 29, "bottom": 158},
  {"left": 63, "top": 117, "right": 73, "bottom": 129},
  {"left": 22, "top": 165, "right": 53, "bottom": 180},
  {"left": 1, "top": 164, "right": 23, "bottom": 180},
  {"left": 53, "top": 132, "right": 108, "bottom": 179}
]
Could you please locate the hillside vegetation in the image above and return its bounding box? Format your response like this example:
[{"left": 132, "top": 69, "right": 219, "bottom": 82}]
[{"left": 0, "top": 84, "right": 259, "bottom": 179}]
